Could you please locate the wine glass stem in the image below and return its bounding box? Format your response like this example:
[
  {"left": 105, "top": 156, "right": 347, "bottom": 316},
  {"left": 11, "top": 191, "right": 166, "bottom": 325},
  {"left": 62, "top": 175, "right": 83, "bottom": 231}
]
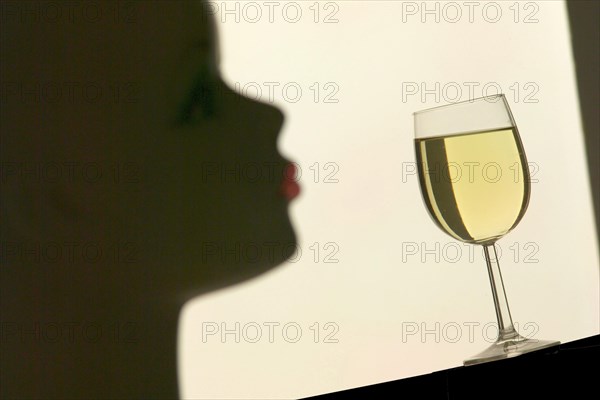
[{"left": 483, "top": 244, "right": 518, "bottom": 340}]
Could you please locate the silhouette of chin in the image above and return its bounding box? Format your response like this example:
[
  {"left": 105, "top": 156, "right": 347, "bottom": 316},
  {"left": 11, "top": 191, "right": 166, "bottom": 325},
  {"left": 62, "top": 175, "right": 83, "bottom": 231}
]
[{"left": 188, "top": 226, "right": 298, "bottom": 297}]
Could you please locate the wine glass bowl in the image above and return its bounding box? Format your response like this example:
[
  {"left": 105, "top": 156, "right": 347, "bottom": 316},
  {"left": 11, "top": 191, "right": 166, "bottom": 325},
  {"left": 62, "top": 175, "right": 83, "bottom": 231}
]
[{"left": 413, "top": 94, "right": 559, "bottom": 365}]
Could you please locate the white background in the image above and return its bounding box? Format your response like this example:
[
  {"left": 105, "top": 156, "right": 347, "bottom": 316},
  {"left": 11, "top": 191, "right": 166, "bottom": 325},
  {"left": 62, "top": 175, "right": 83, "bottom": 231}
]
[{"left": 179, "top": 1, "right": 600, "bottom": 398}]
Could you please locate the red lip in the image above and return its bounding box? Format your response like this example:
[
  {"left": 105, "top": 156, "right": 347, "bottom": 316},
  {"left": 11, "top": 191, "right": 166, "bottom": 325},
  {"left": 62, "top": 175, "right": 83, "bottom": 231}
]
[{"left": 280, "top": 163, "right": 301, "bottom": 201}]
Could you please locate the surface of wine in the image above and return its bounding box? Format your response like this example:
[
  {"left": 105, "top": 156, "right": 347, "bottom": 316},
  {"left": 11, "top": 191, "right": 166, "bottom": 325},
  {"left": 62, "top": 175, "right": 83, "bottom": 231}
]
[{"left": 415, "top": 128, "right": 529, "bottom": 244}]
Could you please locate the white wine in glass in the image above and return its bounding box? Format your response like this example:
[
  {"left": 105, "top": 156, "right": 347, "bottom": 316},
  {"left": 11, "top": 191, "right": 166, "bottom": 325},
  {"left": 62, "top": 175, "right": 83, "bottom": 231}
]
[{"left": 413, "top": 94, "right": 559, "bottom": 366}]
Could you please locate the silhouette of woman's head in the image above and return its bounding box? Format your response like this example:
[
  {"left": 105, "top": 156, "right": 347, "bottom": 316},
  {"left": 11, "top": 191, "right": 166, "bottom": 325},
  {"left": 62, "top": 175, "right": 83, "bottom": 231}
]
[
  {"left": 1, "top": 0, "right": 297, "bottom": 296},
  {"left": 1, "top": 1, "right": 297, "bottom": 397}
]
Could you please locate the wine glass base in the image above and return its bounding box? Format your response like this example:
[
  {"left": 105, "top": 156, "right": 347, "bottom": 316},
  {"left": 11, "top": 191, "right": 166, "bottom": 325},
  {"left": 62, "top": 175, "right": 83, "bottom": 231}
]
[{"left": 463, "top": 336, "right": 560, "bottom": 366}]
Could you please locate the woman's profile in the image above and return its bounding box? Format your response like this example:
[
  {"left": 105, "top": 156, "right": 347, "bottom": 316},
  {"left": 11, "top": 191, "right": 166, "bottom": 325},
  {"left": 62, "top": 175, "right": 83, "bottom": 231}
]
[{"left": 0, "top": 1, "right": 298, "bottom": 397}]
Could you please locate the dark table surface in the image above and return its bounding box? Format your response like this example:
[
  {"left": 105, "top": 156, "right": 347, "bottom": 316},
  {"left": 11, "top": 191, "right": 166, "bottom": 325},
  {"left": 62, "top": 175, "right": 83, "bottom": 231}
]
[{"left": 304, "top": 334, "right": 600, "bottom": 399}]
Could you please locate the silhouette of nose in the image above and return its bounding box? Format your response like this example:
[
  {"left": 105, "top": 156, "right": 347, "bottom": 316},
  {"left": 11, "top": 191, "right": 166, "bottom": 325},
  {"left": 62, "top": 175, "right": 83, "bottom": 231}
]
[{"left": 220, "top": 80, "right": 286, "bottom": 137}]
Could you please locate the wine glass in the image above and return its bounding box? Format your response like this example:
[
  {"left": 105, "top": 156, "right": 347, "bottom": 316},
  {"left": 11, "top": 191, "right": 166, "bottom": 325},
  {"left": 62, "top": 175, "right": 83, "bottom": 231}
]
[{"left": 413, "top": 94, "right": 559, "bottom": 366}]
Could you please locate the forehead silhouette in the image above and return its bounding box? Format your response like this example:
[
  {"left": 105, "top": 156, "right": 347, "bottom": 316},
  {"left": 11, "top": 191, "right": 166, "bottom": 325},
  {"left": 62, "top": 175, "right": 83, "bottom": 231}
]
[
  {"left": 1, "top": 1, "right": 217, "bottom": 79},
  {"left": 1, "top": 0, "right": 220, "bottom": 160}
]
